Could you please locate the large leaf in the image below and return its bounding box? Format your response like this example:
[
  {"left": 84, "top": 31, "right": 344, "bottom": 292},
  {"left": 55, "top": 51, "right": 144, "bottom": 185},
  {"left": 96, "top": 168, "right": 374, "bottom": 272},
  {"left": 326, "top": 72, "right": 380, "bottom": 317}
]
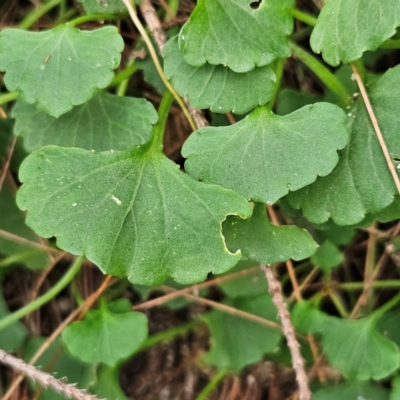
[
  {"left": 12, "top": 92, "right": 158, "bottom": 152},
  {"left": 0, "top": 26, "right": 124, "bottom": 117},
  {"left": 163, "top": 37, "right": 275, "bottom": 114},
  {"left": 223, "top": 202, "right": 317, "bottom": 264},
  {"left": 311, "top": 0, "right": 400, "bottom": 66},
  {"left": 313, "top": 380, "right": 390, "bottom": 400},
  {"left": 16, "top": 144, "right": 251, "bottom": 285},
  {"left": 178, "top": 0, "right": 294, "bottom": 73},
  {"left": 62, "top": 300, "right": 148, "bottom": 366},
  {"left": 322, "top": 316, "right": 400, "bottom": 380},
  {"left": 287, "top": 65, "right": 400, "bottom": 225},
  {"left": 203, "top": 294, "right": 282, "bottom": 373},
  {"left": 183, "top": 103, "right": 348, "bottom": 205}
]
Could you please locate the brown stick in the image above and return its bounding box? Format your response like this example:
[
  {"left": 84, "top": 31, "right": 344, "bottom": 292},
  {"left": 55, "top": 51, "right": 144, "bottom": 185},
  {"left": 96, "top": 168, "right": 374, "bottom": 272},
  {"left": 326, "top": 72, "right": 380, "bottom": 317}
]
[
  {"left": 263, "top": 266, "right": 311, "bottom": 400},
  {"left": 0, "top": 136, "right": 16, "bottom": 190}
]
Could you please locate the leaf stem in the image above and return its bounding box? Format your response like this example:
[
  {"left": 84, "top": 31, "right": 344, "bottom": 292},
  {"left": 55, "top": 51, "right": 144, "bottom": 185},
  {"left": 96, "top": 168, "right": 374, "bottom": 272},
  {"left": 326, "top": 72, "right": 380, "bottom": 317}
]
[
  {"left": 341, "top": 280, "right": 400, "bottom": 290},
  {"left": 0, "top": 249, "right": 42, "bottom": 268},
  {"left": 290, "top": 42, "right": 351, "bottom": 107},
  {"left": 0, "top": 92, "right": 19, "bottom": 105},
  {"left": 67, "top": 13, "right": 125, "bottom": 27},
  {"left": 351, "top": 62, "right": 400, "bottom": 196},
  {"left": 110, "top": 62, "right": 138, "bottom": 88},
  {"left": 372, "top": 291, "right": 400, "bottom": 320},
  {"left": 0, "top": 255, "right": 83, "bottom": 332},
  {"left": 150, "top": 90, "right": 174, "bottom": 151},
  {"left": 195, "top": 369, "right": 228, "bottom": 400},
  {"left": 19, "top": 0, "right": 63, "bottom": 30},
  {"left": 267, "top": 58, "right": 285, "bottom": 111},
  {"left": 289, "top": 9, "right": 317, "bottom": 27},
  {"left": 121, "top": 0, "right": 196, "bottom": 131}
]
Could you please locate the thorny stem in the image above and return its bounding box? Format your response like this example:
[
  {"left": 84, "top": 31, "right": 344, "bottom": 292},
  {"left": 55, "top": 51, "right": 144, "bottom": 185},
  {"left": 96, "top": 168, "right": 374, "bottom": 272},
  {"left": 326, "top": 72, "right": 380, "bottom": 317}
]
[
  {"left": 0, "top": 255, "right": 83, "bottom": 332},
  {"left": 263, "top": 266, "right": 311, "bottom": 400},
  {"left": 121, "top": 0, "right": 197, "bottom": 131},
  {"left": 351, "top": 62, "right": 400, "bottom": 195},
  {"left": 290, "top": 42, "right": 351, "bottom": 107},
  {"left": 0, "top": 350, "right": 103, "bottom": 400}
]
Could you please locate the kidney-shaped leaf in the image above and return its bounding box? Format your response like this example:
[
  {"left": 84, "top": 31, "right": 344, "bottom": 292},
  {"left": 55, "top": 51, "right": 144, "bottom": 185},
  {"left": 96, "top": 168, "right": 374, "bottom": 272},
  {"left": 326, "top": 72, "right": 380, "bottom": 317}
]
[
  {"left": 164, "top": 37, "right": 275, "bottom": 114},
  {"left": 179, "top": 0, "right": 294, "bottom": 73},
  {"left": 17, "top": 145, "right": 251, "bottom": 285},
  {"left": 0, "top": 26, "right": 124, "bottom": 117},
  {"left": 287, "top": 65, "right": 400, "bottom": 225},
  {"left": 12, "top": 91, "right": 158, "bottom": 152},
  {"left": 183, "top": 103, "right": 348, "bottom": 205},
  {"left": 322, "top": 316, "right": 400, "bottom": 380},
  {"left": 311, "top": 0, "right": 400, "bottom": 66},
  {"left": 203, "top": 294, "right": 282, "bottom": 373},
  {"left": 223, "top": 202, "right": 317, "bottom": 265},
  {"left": 62, "top": 306, "right": 148, "bottom": 366}
]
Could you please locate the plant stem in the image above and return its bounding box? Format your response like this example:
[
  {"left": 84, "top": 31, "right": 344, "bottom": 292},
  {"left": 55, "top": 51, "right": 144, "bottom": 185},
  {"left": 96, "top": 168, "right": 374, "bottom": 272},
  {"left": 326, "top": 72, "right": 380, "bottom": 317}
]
[
  {"left": 341, "top": 280, "right": 400, "bottom": 290},
  {"left": 290, "top": 42, "right": 351, "bottom": 107},
  {"left": 19, "top": 0, "right": 63, "bottom": 30},
  {"left": 67, "top": 13, "right": 125, "bottom": 27},
  {"left": 0, "top": 249, "right": 42, "bottom": 268},
  {"left": 150, "top": 90, "right": 174, "bottom": 151},
  {"left": 0, "top": 92, "right": 19, "bottom": 105},
  {"left": 195, "top": 369, "right": 228, "bottom": 400},
  {"left": 116, "top": 60, "right": 136, "bottom": 96},
  {"left": 372, "top": 291, "right": 400, "bottom": 320},
  {"left": 290, "top": 9, "right": 317, "bottom": 27},
  {"left": 0, "top": 255, "right": 83, "bottom": 332},
  {"left": 329, "top": 291, "right": 349, "bottom": 318},
  {"left": 267, "top": 58, "right": 285, "bottom": 111},
  {"left": 111, "top": 63, "right": 138, "bottom": 88}
]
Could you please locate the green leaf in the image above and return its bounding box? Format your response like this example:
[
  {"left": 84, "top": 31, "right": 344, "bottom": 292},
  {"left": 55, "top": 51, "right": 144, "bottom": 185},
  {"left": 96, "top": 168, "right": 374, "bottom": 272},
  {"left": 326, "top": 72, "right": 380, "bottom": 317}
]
[
  {"left": 62, "top": 306, "right": 148, "bottom": 366},
  {"left": 223, "top": 202, "right": 317, "bottom": 264},
  {"left": 0, "top": 284, "right": 28, "bottom": 351},
  {"left": 91, "top": 365, "right": 129, "bottom": 400},
  {"left": 0, "top": 26, "right": 124, "bottom": 117},
  {"left": 311, "top": 0, "right": 400, "bottom": 66},
  {"left": 310, "top": 240, "right": 343, "bottom": 272},
  {"left": 77, "top": 0, "right": 128, "bottom": 15},
  {"left": 12, "top": 92, "right": 158, "bottom": 152},
  {"left": 163, "top": 37, "right": 276, "bottom": 114},
  {"left": 16, "top": 144, "right": 251, "bottom": 285},
  {"left": 322, "top": 316, "right": 400, "bottom": 380},
  {"left": 276, "top": 88, "right": 322, "bottom": 116},
  {"left": 203, "top": 294, "right": 282, "bottom": 373},
  {"left": 377, "top": 309, "right": 400, "bottom": 348},
  {"left": 313, "top": 380, "right": 390, "bottom": 400},
  {"left": 390, "top": 376, "right": 400, "bottom": 400},
  {"left": 183, "top": 104, "right": 348, "bottom": 205},
  {"left": 218, "top": 260, "right": 268, "bottom": 298},
  {"left": 288, "top": 65, "right": 400, "bottom": 225},
  {"left": 0, "top": 176, "right": 50, "bottom": 270},
  {"left": 292, "top": 301, "right": 328, "bottom": 336},
  {"left": 179, "top": 0, "right": 294, "bottom": 73}
]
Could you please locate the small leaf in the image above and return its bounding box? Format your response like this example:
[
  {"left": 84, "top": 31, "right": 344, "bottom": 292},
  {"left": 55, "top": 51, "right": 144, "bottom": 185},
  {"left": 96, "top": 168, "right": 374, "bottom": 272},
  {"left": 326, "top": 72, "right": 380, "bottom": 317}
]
[
  {"left": 0, "top": 26, "right": 124, "bottom": 117},
  {"left": 310, "top": 240, "right": 343, "bottom": 272},
  {"left": 223, "top": 202, "right": 317, "bottom": 264},
  {"left": 183, "top": 103, "right": 348, "bottom": 205},
  {"left": 62, "top": 307, "right": 148, "bottom": 366},
  {"left": 179, "top": 0, "right": 294, "bottom": 73},
  {"left": 311, "top": 0, "right": 400, "bottom": 66},
  {"left": 203, "top": 294, "right": 282, "bottom": 373},
  {"left": 17, "top": 145, "right": 251, "bottom": 286},
  {"left": 292, "top": 301, "right": 328, "bottom": 336},
  {"left": 77, "top": 0, "right": 129, "bottom": 15},
  {"left": 12, "top": 92, "right": 158, "bottom": 152},
  {"left": 322, "top": 316, "right": 400, "bottom": 380},
  {"left": 313, "top": 380, "right": 390, "bottom": 400},
  {"left": 163, "top": 37, "right": 276, "bottom": 114},
  {"left": 288, "top": 65, "right": 400, "bottom": 225}
]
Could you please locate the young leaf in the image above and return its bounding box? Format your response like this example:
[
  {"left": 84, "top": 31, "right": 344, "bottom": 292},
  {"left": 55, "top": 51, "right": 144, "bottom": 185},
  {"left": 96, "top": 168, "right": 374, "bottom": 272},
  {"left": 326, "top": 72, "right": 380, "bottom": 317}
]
[
  {"left": 0, "top": 26, "right": 124, "bottom": 117},
  {"left": 178, "top": 0, "right": 294, "bottom": 73},
  {"left": 203, "top": 294, "right": 282, "bottom": 373},
  {"left": 183, "top": 103, "right": 348, "bottom": 205},
  {"left": 287, "top": 65, "right": 400, "bottom": 225},
  {"left": 223, "top": 202, "right": 317, "bottom": 264},
  {"left": 322, "top": 316, "right": 400, "bottom": 380},
  {"left": 62, "top": 305, "right": 148, "bottom": 366},
  {"left": 163, "top": 37, "right": 276, "bottom": 114},
  {"left": 311, "top": 0, "right": 400, "bottom": 66},
  {"left": 313, "top": 380, "right": 390, "bottom": 400},
  {"left": 291, "top": 301, "right": 328, "bottom": 336},
  {"left": 12, "top": 92, "right": 158, "bottom": 152},
  {"left": 16, "top": 145, "right": 251, "bottom": 286},
  {"left": 310, "top": 240, "right": 343, "bottom": 272}
]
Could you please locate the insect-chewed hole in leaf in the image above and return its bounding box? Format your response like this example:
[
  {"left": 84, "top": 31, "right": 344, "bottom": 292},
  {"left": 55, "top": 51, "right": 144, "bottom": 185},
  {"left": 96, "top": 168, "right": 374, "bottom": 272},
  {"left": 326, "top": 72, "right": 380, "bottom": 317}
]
[{"left": 249, "top": 0, "right": 262, "bottom": 9}]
